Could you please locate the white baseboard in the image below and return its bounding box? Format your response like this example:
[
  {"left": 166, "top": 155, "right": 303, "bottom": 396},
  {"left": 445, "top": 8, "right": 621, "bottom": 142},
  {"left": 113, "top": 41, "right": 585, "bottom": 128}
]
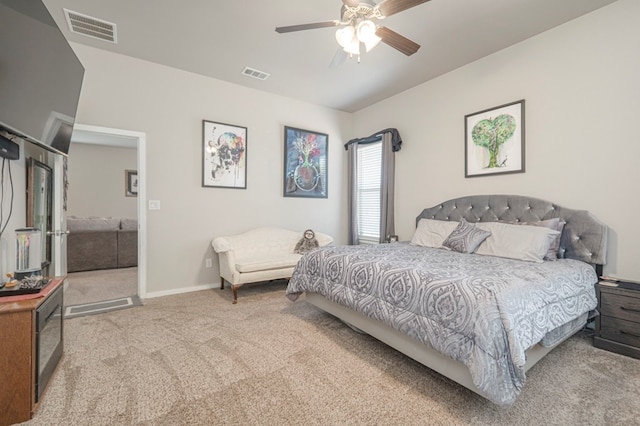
[{"left": 142, "top": 282, "right": 221, "bottom": 300}]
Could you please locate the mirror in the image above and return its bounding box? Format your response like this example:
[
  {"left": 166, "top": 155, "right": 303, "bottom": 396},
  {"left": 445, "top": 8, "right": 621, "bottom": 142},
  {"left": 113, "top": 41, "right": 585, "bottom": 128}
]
[{"left": 26, "top": 158, "right": 52, "bottom": 275}]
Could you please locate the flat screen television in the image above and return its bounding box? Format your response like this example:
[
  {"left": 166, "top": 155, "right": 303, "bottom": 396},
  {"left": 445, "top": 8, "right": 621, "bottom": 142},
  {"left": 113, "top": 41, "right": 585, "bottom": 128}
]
[{"left": 0, "top": 0, "right": 84, "bottom": 155}]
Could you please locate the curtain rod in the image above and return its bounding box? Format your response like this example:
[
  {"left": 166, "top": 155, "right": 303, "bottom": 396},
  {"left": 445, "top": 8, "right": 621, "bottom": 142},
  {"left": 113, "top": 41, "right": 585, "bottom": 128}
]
[{"left": 344, "top": 128, "right": 403, "bottom": 152}]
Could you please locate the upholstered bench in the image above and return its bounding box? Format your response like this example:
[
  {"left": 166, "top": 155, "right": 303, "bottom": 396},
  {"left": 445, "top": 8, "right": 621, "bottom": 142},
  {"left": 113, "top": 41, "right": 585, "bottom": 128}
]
[{"left": 211, "top": 227, "right": 332, "bottom": 303}]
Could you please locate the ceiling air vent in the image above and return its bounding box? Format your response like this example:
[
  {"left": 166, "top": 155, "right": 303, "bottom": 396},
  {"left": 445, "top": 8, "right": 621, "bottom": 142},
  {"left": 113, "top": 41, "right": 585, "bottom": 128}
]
[
  {"left": 64, "top": 9, "right": 117, "bottom": 44},
  {"left": 241, "top": 67, "right": 270, "bottom": 81}
]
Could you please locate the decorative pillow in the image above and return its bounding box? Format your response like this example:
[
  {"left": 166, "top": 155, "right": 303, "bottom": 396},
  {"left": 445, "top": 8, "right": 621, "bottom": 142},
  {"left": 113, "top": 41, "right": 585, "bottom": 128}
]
[
  {"left": 410, "top": 219, "right": 459, "bottom": 248},
  {"left": 500, "top": 218, "right": 565, "bottom": 260},
  {"left": 549, "top": 220, "right": 566, "bottom": 259},
  {"left": 521, "top": 218, "right": 565, "bottom": 261},
  {"left": 442, "top": 219, "right": 492, "bottom": 254},
  {"left": 475, "top": 221, "right": 561, "bottom": 263}
]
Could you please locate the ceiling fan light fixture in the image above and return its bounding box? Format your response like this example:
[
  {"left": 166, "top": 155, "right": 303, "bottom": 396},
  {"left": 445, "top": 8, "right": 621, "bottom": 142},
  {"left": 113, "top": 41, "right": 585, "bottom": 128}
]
[
  {"left": 364, "top": 33, "right": 381, "bottom": 52},
  {"left": 335, "top": 26, "right": 355, "bottom": 48},
  {"left": 343, "top": 36, "right": 360, "bottom": 55},
  {"left": 276, "top": 0, "right": 426, "bottom": 62},
  {"left": 356, "top": 20, "right": 377, "bottom": 43}
]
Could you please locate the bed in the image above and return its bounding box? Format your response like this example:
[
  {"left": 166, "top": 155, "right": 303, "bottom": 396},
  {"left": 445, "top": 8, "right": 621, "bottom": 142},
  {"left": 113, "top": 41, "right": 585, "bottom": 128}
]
[{"left": 286, "top": 195, "right": 608, "bottom": 406}]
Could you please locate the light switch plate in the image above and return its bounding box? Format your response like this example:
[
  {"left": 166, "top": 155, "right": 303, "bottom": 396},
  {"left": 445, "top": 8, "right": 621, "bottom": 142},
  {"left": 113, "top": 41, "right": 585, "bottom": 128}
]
[{"left": 148, "top": 200, "right": 161, "bottom": 210}]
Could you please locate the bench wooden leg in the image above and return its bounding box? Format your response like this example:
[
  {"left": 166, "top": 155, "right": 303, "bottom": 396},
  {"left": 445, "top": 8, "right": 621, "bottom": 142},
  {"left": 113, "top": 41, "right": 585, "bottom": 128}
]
[
  {"left": 231, "top": 285, "right": 239, "bottom": 304},
  {"left": 220, "top": 277, "right": 225, "bottom": 290}
]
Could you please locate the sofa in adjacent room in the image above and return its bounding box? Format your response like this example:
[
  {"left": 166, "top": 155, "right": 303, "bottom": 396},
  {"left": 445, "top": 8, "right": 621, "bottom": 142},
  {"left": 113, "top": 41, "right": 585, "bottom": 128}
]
[{"left": 67, "top": 217, "right": 138, "bottom": 273}]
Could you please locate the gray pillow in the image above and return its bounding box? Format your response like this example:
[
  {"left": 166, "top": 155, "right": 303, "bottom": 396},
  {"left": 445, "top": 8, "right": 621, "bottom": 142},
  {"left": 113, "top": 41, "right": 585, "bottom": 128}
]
[
  {"left": 502, "top": 218, "right": 565, "bottom": 261},
  {"left": 410, "top": 219, "right": 458, "bottom": 248},
  {"left": 442, "top": 219, "right": 492, "bottom": 254},
  {"left": 476, "top": 221, "right": 560, "bottom": 263},
  {"left": 524, "top": 218, "right": 565, "bottom": 261}
]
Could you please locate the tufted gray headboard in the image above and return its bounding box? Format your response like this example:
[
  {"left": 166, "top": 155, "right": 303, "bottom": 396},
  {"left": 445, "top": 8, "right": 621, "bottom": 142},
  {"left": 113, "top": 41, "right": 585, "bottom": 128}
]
[{"left": 416, "top": 194, "right": 608, "bottom": 266}]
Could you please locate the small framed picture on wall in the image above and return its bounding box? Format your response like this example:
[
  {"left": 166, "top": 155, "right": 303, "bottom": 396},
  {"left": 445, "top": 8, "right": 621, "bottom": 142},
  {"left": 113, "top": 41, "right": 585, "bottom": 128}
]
[{"left": 125, "top": 169, "right": 138, "bottom": 197}]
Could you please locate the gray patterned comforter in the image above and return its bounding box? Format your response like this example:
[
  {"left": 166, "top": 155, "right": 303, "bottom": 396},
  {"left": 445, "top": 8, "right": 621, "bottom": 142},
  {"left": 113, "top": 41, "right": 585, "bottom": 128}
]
[{"left": 286, "top": 243, "right": 598, "bottom": 406}]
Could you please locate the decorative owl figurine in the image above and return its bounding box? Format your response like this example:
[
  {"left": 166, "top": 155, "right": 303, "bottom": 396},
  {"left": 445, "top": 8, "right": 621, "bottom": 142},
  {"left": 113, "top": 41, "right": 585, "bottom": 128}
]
[{"left": 294, "top": 229, "right": 319, "bottom": 254}]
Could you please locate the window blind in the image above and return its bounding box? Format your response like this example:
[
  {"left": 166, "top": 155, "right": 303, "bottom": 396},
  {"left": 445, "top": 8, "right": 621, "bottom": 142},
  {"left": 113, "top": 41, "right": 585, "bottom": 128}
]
[{"left": 356, "top": 141, "right": 382, "bottom": 244}]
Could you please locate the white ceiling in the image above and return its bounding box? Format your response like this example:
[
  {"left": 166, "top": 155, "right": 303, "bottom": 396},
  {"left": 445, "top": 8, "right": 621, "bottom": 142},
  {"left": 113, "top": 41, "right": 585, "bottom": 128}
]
[{"left": 41, "top": 0, "right": 618, "bottom": 113}]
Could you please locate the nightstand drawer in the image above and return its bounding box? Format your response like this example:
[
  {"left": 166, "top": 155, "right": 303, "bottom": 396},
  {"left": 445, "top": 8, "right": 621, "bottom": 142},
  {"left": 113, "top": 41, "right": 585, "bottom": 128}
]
[
  {"left": 600, "top": 316, "right": 640, "bottom": 348},
  {"left": 600, "top": 292, "right": 640, "bottom": 323}
]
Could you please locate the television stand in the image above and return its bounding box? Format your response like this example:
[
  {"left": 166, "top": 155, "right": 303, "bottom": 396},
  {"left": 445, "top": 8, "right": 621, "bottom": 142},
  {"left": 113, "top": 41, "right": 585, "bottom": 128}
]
[{"left": 0, "top": 277, "right": 64, "bottom": 425}]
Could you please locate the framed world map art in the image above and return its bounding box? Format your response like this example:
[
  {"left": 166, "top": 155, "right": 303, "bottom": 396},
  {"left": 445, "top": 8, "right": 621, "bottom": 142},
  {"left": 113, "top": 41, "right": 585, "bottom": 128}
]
[{"left": 283, "top": 126, "right": 328, "bottom": 198}]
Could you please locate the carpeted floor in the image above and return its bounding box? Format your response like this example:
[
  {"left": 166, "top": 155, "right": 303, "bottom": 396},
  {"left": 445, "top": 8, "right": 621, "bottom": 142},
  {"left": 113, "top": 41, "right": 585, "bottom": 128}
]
[
  {"left": 23, "top": 280, "right": 640, "bottom": 425},
  {"left": 64, "top": 267, "right": 138, "bottom": 306}
]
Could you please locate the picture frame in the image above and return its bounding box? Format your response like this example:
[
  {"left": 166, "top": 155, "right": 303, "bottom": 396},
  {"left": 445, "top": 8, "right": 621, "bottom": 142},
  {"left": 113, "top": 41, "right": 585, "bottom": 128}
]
[
  {"left": 283, "top": 126, "right": 328, "bottom": 198},
  {"left": 202, "top": 120, "right": 247, "bottom": 189},
  {"left": 465, "top": 99, "right": 525, "bottom": 178},
  {"left": 125, "top": 170, "right": 138, "bottom": 197}
]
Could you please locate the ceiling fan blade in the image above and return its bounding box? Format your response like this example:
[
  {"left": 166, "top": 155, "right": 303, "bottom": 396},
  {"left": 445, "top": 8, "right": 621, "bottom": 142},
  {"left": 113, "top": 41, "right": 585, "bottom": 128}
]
[
  {"left": 376, "top": 26, "right": 420, "bottom": 56},
  {"left": 275, "top": 21, "right": 340, "bottom": 33},
  {"left": 342, "top": 0, "right": 359, "bottom": 7},
  {"left": 377, "top": 0, "right": 431, "bottom": 17},
  {"left": 329, "top": 48, "right": 348, "bottom": 68}
]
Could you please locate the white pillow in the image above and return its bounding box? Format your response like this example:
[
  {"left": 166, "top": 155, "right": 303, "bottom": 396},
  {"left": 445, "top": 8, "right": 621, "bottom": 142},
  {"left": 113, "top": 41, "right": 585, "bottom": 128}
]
[
  {"left": 410, "top": 219, "right": 458, "bottom": 248},
  {"left": 475, "top": 221, "right": 560, "bottom": 263}
]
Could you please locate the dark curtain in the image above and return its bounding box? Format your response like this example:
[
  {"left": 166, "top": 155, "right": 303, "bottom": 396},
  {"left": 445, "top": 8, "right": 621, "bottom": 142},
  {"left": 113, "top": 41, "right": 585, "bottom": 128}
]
[{"left": 344, "top": 128, "right": 402, "bottom": 244}]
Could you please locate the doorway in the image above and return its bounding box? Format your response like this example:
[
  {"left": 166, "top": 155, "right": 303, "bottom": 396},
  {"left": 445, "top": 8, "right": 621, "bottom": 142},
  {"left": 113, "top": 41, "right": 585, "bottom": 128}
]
[{"left": 65, "top": 124, "right": 147, "bottom": 299}]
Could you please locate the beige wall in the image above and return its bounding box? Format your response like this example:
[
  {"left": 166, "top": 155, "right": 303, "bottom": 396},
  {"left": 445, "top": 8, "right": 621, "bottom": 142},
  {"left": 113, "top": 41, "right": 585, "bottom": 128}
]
[
  {"left": 66, "top": 143, "right": 137, "bottom": 218},
  {"left": 69, "top": 42, "right": 352, "bottom": 296},
  {"left": 353, "top": 0, "right": 640, "bottom": 280}
]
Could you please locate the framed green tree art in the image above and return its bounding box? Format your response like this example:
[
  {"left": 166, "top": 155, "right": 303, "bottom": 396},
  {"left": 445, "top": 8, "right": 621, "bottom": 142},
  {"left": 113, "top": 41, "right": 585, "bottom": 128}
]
[{"left": 465, "top": 100, "right": 525, "bottom": 178}]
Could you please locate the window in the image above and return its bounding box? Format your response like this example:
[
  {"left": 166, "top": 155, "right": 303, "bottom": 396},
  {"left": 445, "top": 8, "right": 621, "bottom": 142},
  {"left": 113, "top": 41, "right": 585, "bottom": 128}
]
[
  {"left": 347, "top": 129, "right": 399, "bottom": 245},
  {"left": 356, "top": 140, "right": 382, "bottom": 244}
]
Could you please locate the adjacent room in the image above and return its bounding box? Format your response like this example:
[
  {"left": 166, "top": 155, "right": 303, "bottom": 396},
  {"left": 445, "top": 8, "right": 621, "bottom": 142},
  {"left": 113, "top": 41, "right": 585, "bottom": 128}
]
[
  {"left": 0, "top": 0, "right": 639, "bottom": 424},
  {"left": 63, "top": 137, "right": 140, "bottom": 317}
]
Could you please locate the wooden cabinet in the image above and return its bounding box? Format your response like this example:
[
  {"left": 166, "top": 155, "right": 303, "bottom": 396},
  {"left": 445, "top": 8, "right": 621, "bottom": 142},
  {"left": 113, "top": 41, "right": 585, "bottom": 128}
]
[
  {"left": 0, "top": 279, "right": 63, "bottom": 426},
  {"left": 594, "top": 280, "right": 640, "bottom": 359},
  {"left": 0, "top": 309, "right": 33, "bottom": 425}
]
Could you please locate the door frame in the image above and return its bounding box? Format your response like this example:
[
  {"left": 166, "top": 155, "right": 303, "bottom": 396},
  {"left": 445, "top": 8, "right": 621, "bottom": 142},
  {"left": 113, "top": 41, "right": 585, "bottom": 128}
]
[{"left": 69, "top": 124, "right": 147, "bottom": 298}]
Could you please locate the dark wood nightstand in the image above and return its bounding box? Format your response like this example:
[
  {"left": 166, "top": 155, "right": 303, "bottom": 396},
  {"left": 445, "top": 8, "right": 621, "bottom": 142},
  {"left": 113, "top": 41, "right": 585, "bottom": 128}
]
[{"left": 594, "top": 279, "right": 640, "bottom": 359}]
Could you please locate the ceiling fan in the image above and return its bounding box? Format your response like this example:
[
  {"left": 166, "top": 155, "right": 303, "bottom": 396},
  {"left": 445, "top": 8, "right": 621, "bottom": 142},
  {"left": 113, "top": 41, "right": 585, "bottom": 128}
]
[{"left": 275, "top": 0, "right": 430, "bottom": 62}]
